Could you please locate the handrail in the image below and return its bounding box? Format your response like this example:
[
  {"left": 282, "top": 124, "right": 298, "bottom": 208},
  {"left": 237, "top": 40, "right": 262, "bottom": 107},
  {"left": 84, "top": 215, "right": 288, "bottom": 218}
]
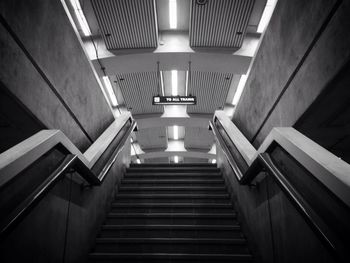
[
  {"left": 211, "top": 110, "right": 350, "bottom": 262},
  {"left": 0, "top": 112, "right": 133, "bottom": 188},
  {"left": 213, "top": 111, "right": 350, "bottom": 206},
  {"left": 0, "top": 114, "right": 136, "bottom": 239}
]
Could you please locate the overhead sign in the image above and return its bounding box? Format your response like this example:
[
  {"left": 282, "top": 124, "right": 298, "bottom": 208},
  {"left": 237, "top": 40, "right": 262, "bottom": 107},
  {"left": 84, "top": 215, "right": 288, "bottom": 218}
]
[{"left": 153, "top": 96, "right": 197, "bottom": 105}]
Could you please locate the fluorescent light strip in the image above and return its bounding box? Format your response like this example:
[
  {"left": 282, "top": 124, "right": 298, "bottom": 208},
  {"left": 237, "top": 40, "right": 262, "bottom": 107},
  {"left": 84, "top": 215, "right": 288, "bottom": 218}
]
[
  {"left": 174, "top": 156, "right": 179, "bottom": 163},
  {"left": 169, "top": 0, "right": 177, "bottom": 29},
  {"left": 185, "top": 70, "right": 188, "bottom": 96},
  {"left": 160, "top": 71, "right": 165, "bottom": 96},
  {"left": 102, "top": 76, "right": 118, "bottom": 107},
  {"left": 257, "top": 0, "right": 278, "bottom": 33},
  {"left": 171, "top": 70, "right": 178, "bottom": 96},
  {"left": 69, "top": 0, "right": 91, "bottom": 36},
  {"left": 232, "top": 74, "right": 248, "bottom": 105},
  {"left": 173, "top": 125, "right": 178, "bottom": 140}
]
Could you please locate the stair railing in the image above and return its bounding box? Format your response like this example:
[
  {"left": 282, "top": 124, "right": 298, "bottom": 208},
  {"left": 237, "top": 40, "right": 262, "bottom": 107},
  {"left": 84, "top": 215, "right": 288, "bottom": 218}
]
[
  {"left": 0, "top": 112, "right": 137, "bottom": 238},
  {"left": 210, "top": 110, "right": 350, "bottom": 263}
]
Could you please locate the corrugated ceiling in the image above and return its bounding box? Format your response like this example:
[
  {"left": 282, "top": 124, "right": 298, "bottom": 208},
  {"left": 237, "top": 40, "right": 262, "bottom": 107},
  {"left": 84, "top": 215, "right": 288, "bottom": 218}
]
[
  {"left": 189, "top": 0, "right": 255, "bottom": 48},
  {"left": 187, "top": 72, "right": 233, "bottom": 114},
  {"left": 117, "top": 72, "right": 163, "bottom": 115},
  {"left": 91, "top": 0, "right": 158, "bottom": 50}
]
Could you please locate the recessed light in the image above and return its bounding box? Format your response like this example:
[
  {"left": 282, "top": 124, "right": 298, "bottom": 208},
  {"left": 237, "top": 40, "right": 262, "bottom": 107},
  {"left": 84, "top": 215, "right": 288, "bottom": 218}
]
[
  {"left": 69, "top": 0, "right": 91, "bottom": 36},
  {"left": 169, "top": 0, "right": 177, "bottom": 29}
]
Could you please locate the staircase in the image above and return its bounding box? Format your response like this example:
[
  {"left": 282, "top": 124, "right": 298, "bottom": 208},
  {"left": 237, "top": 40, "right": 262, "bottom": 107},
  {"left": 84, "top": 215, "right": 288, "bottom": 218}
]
[{"left": 89, "top": 163, "right": 253, "bottom": 262}]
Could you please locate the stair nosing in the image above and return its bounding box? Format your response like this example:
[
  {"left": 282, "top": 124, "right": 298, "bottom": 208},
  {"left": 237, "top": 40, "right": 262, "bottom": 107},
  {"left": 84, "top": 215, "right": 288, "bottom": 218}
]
[
  {"left": 95, "top": 237, "right": 247, "bottom": 244},
  {"left": 89, "top": 252, "right": 253, "bottom": 260},
  {"left": 107, "top": 213, "right": 237, "bottom": 218},
  {"left": 101, "top": 224, "right": 241, "bottom": 230}
]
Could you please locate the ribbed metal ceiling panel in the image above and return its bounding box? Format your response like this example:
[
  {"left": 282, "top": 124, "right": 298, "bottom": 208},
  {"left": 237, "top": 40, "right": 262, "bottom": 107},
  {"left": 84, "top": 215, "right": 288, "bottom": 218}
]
[
  {"left": 117, "top": 72, "right": 163, "bottom": 115},
  {"left": 91, "top": 0, "right": 158, "bottom": 50},
  {"left": 137, "top": 127, "right": 167, "bottom": 151},
  {"left": 184, "top": 127, "right": 214, "bottom": 151},
  {"left": 187, "top": 72, "right": 233, "bottom": 114},
  {"left": 189, "top": 0, "right": 255, "bottom": 48}
]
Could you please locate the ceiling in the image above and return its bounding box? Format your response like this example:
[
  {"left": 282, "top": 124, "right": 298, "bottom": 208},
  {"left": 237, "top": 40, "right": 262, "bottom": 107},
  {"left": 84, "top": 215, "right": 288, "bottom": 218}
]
[{"left": 74, "top": 0, "right": 268, "bottom": 163}]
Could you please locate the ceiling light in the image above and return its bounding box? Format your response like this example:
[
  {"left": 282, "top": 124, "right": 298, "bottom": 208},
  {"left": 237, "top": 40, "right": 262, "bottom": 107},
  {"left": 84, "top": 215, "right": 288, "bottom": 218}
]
[
  {"left": 185, "top": 71, "right": 189, "bottom": 96},
  {"left": 171, "top": 70, "right": 178, "bottom": 96},
  {"left": 136, "top": 158, "right": 141, "bottom": 164},
  {"left": 102, "top": 76, "right": 118, "bottom": 107},
  {"left": 174, "top": 156, "right": 179, "bottom": 163},
  {"left": 257, "top": 0, "right": 278, "bottom": 33},
  {"left": 212, "top": 159, "right": 217, "bottom": 164},
  {"left": 69, "top": 0, "right": 91, "bottom": 36},
  {"left": 169, "top": 0, "right": 177, "bottom": 29},
  {"left": 160, "top": 71, "right": 165, "bottom": 96},
  {"left": 232, "top": 74, "right": 248, "bottom": 105},
  {"left": 173, "top": 125, "right": 178, "bottom": 140}
]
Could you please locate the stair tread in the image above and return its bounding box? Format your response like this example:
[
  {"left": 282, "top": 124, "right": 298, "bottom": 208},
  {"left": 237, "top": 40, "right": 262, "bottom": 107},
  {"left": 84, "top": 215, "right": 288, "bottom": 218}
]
[
  {"left": 111, "top": 203, "right": 233, "bottom": 207},
  {"left": 119, "top": 186, "right": 226, "bottom": 190},
  {"left": 101, "top": 224, "right": 240, "bottom": 230},
  {"left": 96, "top": 238, "right": 247, "bottom": 244},
  {"left": 107, "top": 213, "right": 236, "bottom": 218},
  {"left": 89, "top": 252, "right": 253, "bottom": 259},
  {"left": 116, "top": 194, "right": 229, "bottom": 197}
]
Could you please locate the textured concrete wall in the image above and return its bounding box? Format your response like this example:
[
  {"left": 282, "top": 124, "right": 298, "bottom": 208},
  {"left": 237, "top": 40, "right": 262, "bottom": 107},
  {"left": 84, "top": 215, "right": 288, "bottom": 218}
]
[
  {"left": 0, "top": 138, "right": 131, "bottom": 263},
  {"left": 0, "top": 0, "right": 114, "bottom": 151},
  {"left": 216, "top": 140, "right": 336, "bottom": 263},
  {"left": 233, "top": 0, "right": 350, "bottom": 147}
]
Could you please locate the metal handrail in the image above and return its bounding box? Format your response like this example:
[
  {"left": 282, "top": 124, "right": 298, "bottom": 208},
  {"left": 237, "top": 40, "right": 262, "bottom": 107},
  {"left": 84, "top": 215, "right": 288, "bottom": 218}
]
[
  {"left": 0, "top": 119, "right": 136, "bottom": 239},
  {"left": 210, "top": 119, "right": 347, "bottom": 262}
]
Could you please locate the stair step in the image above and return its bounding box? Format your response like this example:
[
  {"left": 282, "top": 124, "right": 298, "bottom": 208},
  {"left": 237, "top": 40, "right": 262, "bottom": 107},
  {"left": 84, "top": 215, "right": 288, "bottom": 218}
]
[
  {"left": 124, "top": 172, "right": 222, "bottom": 177},
  {"left": 126, "top": 167, "right": 220, "bottom": 173},
  {"left": 111, "top": 203, "right": 233, "bottom": 208},
  {"left": 99, "top": 225, "right": 242, "bottom": 238},
  {"left": 93, "top": 238, "right": 249, "bottom": 254},
  {"left": 130, "top": 163, "right": 218, "bottom": 168},
  {"left": 116, "top": 194, "right": 229, "bottom": 199},
  {"left": 119, "top": 186, "right": 226, "bottom": 191},
  {"left": 118, "top": 186, "right": 226, "bottom": 194},
  {"left": 107, "top": 213, "right": 237, "bottom": 218},
  {"left": 105, "top": 213, "right": 237, "bottom": 225},
  {"left": 122, "top": 179, "right": 225, "bottom": 184},
  {"left": 89, "top": 252, "right": 253, "bottom": 262},
  {"left": 110, "top": 203, "right": 234, "bottom": 213}
]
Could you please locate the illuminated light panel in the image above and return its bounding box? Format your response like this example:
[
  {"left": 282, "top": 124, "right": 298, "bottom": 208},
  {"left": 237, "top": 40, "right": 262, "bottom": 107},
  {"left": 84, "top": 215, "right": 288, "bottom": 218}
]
[
  {"left": 174, "top": 155, "right": 179, "bottom": 163},
  {"left": 257, "top": 0, "right": 278, "bottom": 33},
  {"left": 160, "top": 71, "right": 165, "bottom": 96},
  {"left": 171, "top": 70, "right": 178, "bottom": 96},
  {"left": 102, "top": 76, "right": 118, "bottom": 107},
  {"left": 232, "top": 74, "right": 248, "bottom": 105},
  {"left": 69, "top": 0, "right": 92, "bottom": 36},
  {"left": 169, "top": 0, "right": 177, "bottom": 29},
  {"left": 173, "top": 125, "right": 179, "bottom": 140}
]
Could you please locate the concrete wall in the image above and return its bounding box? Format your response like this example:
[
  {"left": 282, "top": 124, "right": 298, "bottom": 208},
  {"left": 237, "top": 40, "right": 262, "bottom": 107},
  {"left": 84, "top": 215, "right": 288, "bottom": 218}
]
[
  {"left": 0, "top": 137, "right": 131, "bottom": 263},
  {"left": 0, "top": 0, "right": 114, "bottom": 151},
  {"left": 233, "top": 0, "right": 350, "bottom": 147},
  {"left": 216, "top": 140, "right": 336, "bottom": 263}
]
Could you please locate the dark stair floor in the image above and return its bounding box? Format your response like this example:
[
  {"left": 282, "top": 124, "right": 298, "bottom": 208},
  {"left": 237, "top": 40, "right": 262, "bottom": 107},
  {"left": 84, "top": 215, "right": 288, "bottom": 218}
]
[{"left": 89, "top": 163, "right": 253, "bottom": 262}]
